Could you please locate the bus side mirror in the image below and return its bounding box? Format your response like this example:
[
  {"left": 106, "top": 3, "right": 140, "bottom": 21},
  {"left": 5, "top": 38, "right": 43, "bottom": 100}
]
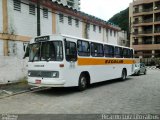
[{"left": 23, "top": 45, "right": 29, "bottom": 59}]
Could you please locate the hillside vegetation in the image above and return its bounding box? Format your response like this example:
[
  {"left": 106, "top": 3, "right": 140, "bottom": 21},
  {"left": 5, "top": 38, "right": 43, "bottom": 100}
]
[{"left": 108, "top": 7, "right": 129, "bottom": 32}]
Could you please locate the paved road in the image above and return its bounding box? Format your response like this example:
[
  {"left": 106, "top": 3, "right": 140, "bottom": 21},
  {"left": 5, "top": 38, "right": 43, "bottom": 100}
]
[{"left": 0, "top": 70, "right": 160, "bottom": 114}]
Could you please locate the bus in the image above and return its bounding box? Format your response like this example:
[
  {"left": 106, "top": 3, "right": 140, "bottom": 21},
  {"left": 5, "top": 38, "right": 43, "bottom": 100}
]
[{"left": 26, "top": 34, "right": 135, "bottom": 91}]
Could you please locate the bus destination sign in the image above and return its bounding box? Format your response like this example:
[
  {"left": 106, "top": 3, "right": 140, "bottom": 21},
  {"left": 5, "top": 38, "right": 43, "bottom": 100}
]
[{"left": 35, "top": 36, "right": 50, "bottom": 42}]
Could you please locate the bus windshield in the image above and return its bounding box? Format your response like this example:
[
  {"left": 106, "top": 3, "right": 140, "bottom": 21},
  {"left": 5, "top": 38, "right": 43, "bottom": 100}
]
[{"left": 29, "top": 41, "right": 63, "bottom": 62}]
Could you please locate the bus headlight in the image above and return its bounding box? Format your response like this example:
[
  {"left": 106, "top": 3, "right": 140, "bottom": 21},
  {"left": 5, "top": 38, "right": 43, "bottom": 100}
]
[
  {"left": 52, "top": 71, "right": 59, "bottom": 78},
  {"left": 28, "top": 71, "right": 31, "bottom": 76}
]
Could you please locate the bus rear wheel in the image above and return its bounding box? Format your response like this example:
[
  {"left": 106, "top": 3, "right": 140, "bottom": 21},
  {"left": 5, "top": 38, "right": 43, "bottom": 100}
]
[
  {"left": 121, "top": 69, "right": 127, "bottom": 80},
  {"left": 78, "top": 74, "right": 87, "bottom": 91}
]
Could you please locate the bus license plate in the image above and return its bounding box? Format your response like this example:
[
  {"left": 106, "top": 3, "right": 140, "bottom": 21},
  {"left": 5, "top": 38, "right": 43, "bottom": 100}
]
[{"left": 35, "top": 80, "right": 41, "bottom": 84}]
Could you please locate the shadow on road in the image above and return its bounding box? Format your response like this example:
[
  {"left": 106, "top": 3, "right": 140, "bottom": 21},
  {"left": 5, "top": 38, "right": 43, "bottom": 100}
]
[{"left": 33, "top": 78, "right": 133, "bottom": 96}]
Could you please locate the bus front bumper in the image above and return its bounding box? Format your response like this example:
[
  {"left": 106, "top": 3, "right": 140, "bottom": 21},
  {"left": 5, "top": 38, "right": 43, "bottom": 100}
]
[{"left": 28, "top": 78, "right": 65, "bottom": 87}]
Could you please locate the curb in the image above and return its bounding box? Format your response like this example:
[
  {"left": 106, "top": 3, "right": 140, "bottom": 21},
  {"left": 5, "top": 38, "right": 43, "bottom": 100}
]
[{"left": 0, "top": 87, "right": 50, "bottom": 99}]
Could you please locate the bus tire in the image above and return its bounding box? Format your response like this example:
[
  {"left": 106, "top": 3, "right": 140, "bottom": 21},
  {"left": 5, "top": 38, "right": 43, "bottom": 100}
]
[
  {"left": 137, "top": 71, "right": 140, "bottom": 76},
  {"left": 121, "top": 69, "right": 127, "bottom": 80},
  {"left": 78, "top": 74, "right": 87, "bottom": 91}
]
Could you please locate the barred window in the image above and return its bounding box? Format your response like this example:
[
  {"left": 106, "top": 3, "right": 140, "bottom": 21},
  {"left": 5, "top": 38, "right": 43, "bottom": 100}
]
[
  {"left": 99, "top": 26, "right": 101, "bottom": 33},
  {"left": 13, "top": 0, "right": 21, "bottom": 11},
  {"left": 93, "top": 25, "right": 96, "bottom": 32},
  {"left": 110, "top": 29, "right": 112, "bottom": 36},
  {"left": 59, "top": 13, "right": 64, "bottom": 23},
  {"left": 68, "top": 16, "right": 72, "bottom": 25},
  {"left": 43, "top": 8, "right": 48, "bottom": 18},
  {"left": 29, "top": 3, "right": 35, "bottom": 15},
  {"left": 87, "top": 24, "right": 90, "bottom": 31},
  {"left": 75, "top": 19, "right": 79, "bottom": 27},
  {"left": 114, "top": 31, "right": 116, "bottom": 37}
]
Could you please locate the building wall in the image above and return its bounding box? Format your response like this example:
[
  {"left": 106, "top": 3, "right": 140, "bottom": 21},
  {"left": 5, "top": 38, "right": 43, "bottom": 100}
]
[
  {"left": 56, "top": 13, "right": 83, "bottom": 37},
  {"left": 0, "top": 40, "right": 3, "bottom": 56},
  {"left": 0, "top": 1, "right": 3, "bottom": 56},
  {"left": 118, "top": 30, "right": 128, "bottom": 46},
  {"left": 108, "top": 29, "right": 118, "bottom": 45},
  {"left": 88, "top": 25, "right": 103, "bottom": 42},
  {"left": 8, "top": 0, "right": 37, "bottom": 36},
  {"left": 40, "top": 8, "right": 52, "bottom": 36}
]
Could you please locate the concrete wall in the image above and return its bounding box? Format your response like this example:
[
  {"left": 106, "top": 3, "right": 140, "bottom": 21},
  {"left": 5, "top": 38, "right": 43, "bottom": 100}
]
[
  {"left": 0, "top": 40, "right": 3, "bottom": 56},
  {"left": 0, "top": 56, "right": 28, "bottom": 84},
  {"left": 0, "top": 0, "right": 2, "bottom": 33}
]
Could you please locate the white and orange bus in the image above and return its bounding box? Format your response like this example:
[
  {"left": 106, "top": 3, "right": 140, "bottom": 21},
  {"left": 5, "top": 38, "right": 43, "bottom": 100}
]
[{"left": 26, "top": 34, "right": 135, "bottom": 90}]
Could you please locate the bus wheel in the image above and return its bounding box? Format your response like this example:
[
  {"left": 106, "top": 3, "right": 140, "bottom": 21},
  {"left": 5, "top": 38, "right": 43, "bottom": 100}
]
[
  {"left": 137, "top": 71, "right": 140, "bottom": 76},
  {"left": 78, "top": 74, "right": 87, "bottom": 91},
  {"left": 121, "top": 69, "right": 127, "bottom": 80}
]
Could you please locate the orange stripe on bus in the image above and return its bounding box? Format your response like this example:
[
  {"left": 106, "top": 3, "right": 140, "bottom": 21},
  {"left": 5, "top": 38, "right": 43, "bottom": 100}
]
[{"left": 78, "top": 58, "right": 136, "bottom": 66}]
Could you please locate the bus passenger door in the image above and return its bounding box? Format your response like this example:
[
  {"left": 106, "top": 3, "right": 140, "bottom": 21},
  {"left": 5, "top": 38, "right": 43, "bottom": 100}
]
[{"left": 64, "top": 39, "right": 78, "bottom": 86}]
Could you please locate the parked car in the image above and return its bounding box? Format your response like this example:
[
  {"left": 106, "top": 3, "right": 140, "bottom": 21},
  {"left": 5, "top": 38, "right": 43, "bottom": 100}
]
[
  {"left": 156, "top": 64, "right": 160, "bottom": 69},
  {"left": 133, "top": 63, "right": 147, "bottom": 75}
]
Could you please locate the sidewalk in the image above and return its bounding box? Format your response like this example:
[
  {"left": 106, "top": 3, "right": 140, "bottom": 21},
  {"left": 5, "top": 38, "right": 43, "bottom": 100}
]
[{"left": 0, "top": 80, "right": 32, "bottom": 99}]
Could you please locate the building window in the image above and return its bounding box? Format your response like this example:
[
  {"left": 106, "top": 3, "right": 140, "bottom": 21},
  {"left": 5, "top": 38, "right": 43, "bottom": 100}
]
[
  {"left": 93, "top": 25, "right": 96, "bottom": 32},
  {"left": 43, "top": 8, "right": 48, "bottom": 18},
  {"left": 59, "top": 13, "right": 64, "bottom": 23},
  {"left": 13, "top": 0, "right": 21, "bottom": 11},
  {"left": 29, "top": 3, "right": 35, "bottom": 15},
  {"left": 114, "top": 31, "right": 116, "bottom": 37},
  {"left": 87, "top": 24, "right": 90, "bottom": 31},
  {"left": 106, "top": 29, "right": 108, "bottom": 37},
  {"left": 68, "top": 16, "right": 72, "bottom": 25},
  {"left": 99, "top": 26, "right": 101, "bottom": 33},
  {"left": 75, "top": 19, "right": 79, "bottom": 27},
  {"left": 110, "top": 29, "right": 112, "bottom": 36}
]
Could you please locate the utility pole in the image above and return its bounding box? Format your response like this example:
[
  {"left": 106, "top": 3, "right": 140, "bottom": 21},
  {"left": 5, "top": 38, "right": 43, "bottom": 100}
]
[{"left": 37, "top": 0, "right": 41, "bottom": 36}]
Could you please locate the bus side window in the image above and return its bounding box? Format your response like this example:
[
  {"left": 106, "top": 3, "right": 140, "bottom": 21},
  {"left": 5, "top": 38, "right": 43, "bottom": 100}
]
[
  {"left": 114, "top": 47, "right": 123, "bottom": 58},
  {"left": 77, "top": 40, "right": 90, "bottom": 56},
  {"left": 91, "top": 43, "right": 104, "bottom": 57},
  {"left": 130, "top": 49, "right": 134, "bottom": 58},
  {"left": 123, "top": 48, "right": 128, "bottom": 58},
  {"left": 104, "top": 45, "right": 114, "bottom": 57},
  {"left": 65, "top": 41, "right": 77, "bottom": 61}
]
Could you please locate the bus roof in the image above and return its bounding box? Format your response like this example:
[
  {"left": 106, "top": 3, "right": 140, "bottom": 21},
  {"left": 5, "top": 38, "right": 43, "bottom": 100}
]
[{"left": 31, "top": 34, "right": 132, "bottom": 49}]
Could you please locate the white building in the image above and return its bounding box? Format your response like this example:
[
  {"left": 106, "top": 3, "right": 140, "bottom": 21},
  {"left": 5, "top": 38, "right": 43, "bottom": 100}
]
[
  {"left": 118, "top": 30, "right": 129, "bottom": 47},
  {"left": 0, "top": 0, "right": 120, "bottom": 84},
  {"left": 52, "top": 0, "right": 80, "bottom": 11}
]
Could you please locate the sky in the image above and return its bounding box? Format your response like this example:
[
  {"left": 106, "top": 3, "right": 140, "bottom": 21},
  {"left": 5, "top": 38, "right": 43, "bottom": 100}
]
[{"left": 81, "top": 0, "right": 133, "bottom": 21}]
